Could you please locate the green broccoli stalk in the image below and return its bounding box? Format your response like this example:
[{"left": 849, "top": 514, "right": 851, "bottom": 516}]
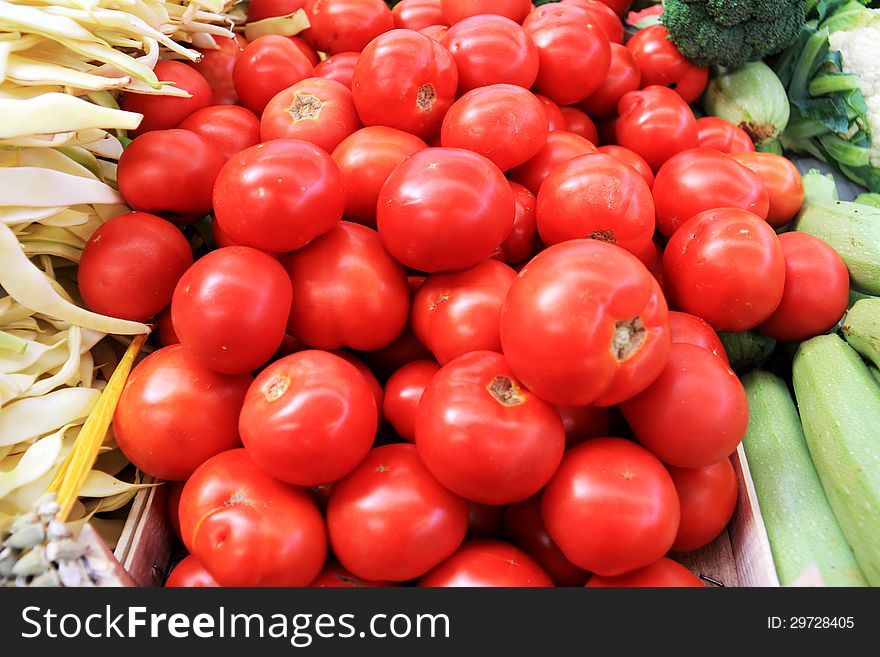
[{"left": 661, "top": 0, "right": 805, "bottom": 69}]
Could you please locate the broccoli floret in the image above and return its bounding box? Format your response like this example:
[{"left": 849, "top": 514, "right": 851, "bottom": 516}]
[{"left": 662, "top": 0, "right": 806, "bottom": 69}]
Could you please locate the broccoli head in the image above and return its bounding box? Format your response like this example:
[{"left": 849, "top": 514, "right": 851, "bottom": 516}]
[{"left": 662, "top": 0, "right": 806, "bottom": 69}]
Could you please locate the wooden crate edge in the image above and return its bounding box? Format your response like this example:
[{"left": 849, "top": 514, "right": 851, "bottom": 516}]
[{"left": 114, "top": 478, "right": 173, "bottom": 587}]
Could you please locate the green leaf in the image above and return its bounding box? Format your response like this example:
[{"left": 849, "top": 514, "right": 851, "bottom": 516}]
[{"left": 790, "top": 96, "right": 852, "bottom": 133}]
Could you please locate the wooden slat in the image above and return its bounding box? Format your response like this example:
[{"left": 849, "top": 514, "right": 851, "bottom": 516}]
[
  {"left": 114, "top": 480, "right": 173, "bottom": 587},
  {"left": 673, "top": 531, "right": 739, "bottom": 587}
]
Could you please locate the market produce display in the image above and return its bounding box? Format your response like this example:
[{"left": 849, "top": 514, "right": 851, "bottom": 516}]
[{"left": 3, "top": 0, "right": 880, "bottom": 589}]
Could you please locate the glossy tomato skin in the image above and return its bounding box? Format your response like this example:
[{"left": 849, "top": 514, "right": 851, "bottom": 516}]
[
  {"left": 310, "top": 560, "right": 394, "bottom": 587},
  {"left": 440, "top": 15, "right": 539, "bottom": 94},
  {"left": 247, "top": 0, "right": 306, "bottom": 21},
  {"left": 523, "top": 4, "right": 611, "bottom": 105},
  {"left": 327, "top": 444, "right": 469, "bottom": 581},
  {"left": 760, "top": 233, "right": 849, "bottom": 342},
  {"left": 556, "top": 405, "right": 611, "bottom": 449},
  {"left": 239, "top": 350, "right": 377, "bottom": 486},
  {"left": 508, "top": 130, "right": 597, "bottom": 195},
  {"left": 411, "top": 259, "right": 517, "bottom": 364},
  {"left": 117, "top": 130, "right": 224, "bottom": 222},
  {"left": 501, "top": 240, "right": 671, "bottom": 407},
  {"left": 377, "top": 147, "right": 514, "bottom": 273},
  {"left": 579, "top": 42, "right": 640, "bottom": 119},
  {"left": 616, "top": 86, "right": 698, "bottom": 171},
  {"left": 233, "top": 35, "right": 314, "bottom": 115},
  {"left": 563, "top": 0, "right": 623, "bottom": 43},
  {"left": 393, "top": 0, "right": 447, "bottom": 30},
  {"left": 179, "top": 448, "right": 327, "bottom": 587},
  {"left": 166, "top": 481, "right": 184, "bottom": 540},
  {"left": 586, "top": 558, "right": 704, "bottom": 587},
  {"left": 596, "top": 144, "right": 654, "bottom": 188},
  {"left": 332, "top": 350, "right": 384, "bottom": 424},
  {"left": 172, "top": 247, "right": 292, "bottom": 374},
  {"left": 730, "top": 151, "right": 805, "bottom": 228},
  {"left": 502, "top": 182, "right": 538, "bottom": 264},
  {"left": 421, "top": 24, "right": 450, "bottom": 41},
  {"left": 283, "top": 222, "right": 410, "bottom": 351},
  {"left": 314, "top": 52, "right": 359, "bottom": 89},
  {"left": 78, "top": 212, "right": 192, "bottom": 322},
  {"left": 696, "top": 117, "right": 755, "bottom": 154},
  {"left": 537, "top": 152, "right": 655, "bottom": 257},
  {"left": 194, "top": 35, "right": 247, "bottom": 106},
  {"left": 663, "top": 209, "right": 785, "bottom": 332},
  {"left": 303, "top": 0, "right": 394, "bottom": 54},
  {"left": 177, "top": 105, "right": 261, "bottom": 160},
  {"left": 165, "top": 555, "right": 219, "bottom": 588},
  {"left": 441, "top": 0, "right": 531, "bottom": 24},
  {"left": 156, "top": 306, "right": 179, "bottom": 346},
  {"left": 669, "top": 459, "right": 738, "bottom": 552},
  {"left": 542, "top": 438, "right": 680, "bottom": 576},
  {"left": 625, "top": 25, "right": 708, "bottom": 104},
  {"left": 668, "top": 311, "right": 728, "bottom": 364},
  {"left": 383, "top": 359, "right": 440, "bottom": 441},
  {"left": 114, "top": 345, "right": 251, "bottom": 481},
  {"left": 352, "top": 30, "right": 457, "bottom": 139},
  {"left": 559, "top": 106, "right": 598, "bottom": 143},
  {"left": 419, "top": 540, "right": 553, "bottom": 587},
  {"left": 213, "top": 139, "right": 344, "bottom": 253},
  {"left": 594, "top": 0, "right": 629, "bottom": 16},
  {"left": 416, "top": 351, "right": 565, "bottom": 504},
  {"left": 289, "top": 37, "right": 320, "bottom": 66},
  {"left": 652, "top": 149, "right": 770, "bottom": 238},
  {"left": 122, "top": 61, "right": 211, "bottom": 136},
  {"left": 621, "top": 343, "right": 749, "bottom": 468}
]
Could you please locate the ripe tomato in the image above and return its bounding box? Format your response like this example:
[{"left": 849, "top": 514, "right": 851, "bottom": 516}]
[
  {"left": 559, "top": 106, "right": 598, "bottom": 143},
  {"left": 669, "top": 459, "right": 738, "bottom": 552},
  {"left": 283, "top": 221, "right": 410, "bottom": 351},
  {"left": 441, "top": 0, "right": 531, "bottom": 24},
  {"left": 579, "top": 42, "right": 640, "bottom": 118},
  {"left": 247, "top": 0, "right": 306, "bottom": 21},
  {"left": 730, "top": 151, "right": 805, "bottom": 228},
  {"left": 165, "top": 555, "right": 219, "bottom": 588},
  {"left": 172, "top": 246, "right": 292, "bottom": 374},
  {"left": 121, "top": 61, "right": 211, "bottom": 136},
  {"left": 508, "top": 130, "right": 597, "bottom": 195},
  {"left": 416, "top": 351, "right": 565, "bottom": 504},
  {"left": 156, "top": 306, "right": 179, "bottom": 346},
  {"left": 467, "top": 503, "right": 504, "bottom": 539},
  {"left": 383, "top": 360, "right": 440, "bottom": 442},
  {"left": 596, "top": 144, "right": 654, "bottom": 188},
  {"left": 502, "top": 182, "right": 538, "bottom": 264},
  {"left": 621, "top": 343, "right": 749, "bottom": 468},
  {"left": 537, "top": 152, "right": 655, "bottom": 257},
  {"left": 114, "top": 345, "right": 251, "bottom": 480},
  {"left": 663, "top": 208, "right": 785, "bottom": 332},
  {"left": 377, "top": 147, "right": 514, "bottom": 273},
  {"left": 327, "top": 444, "right": 469, "bottom": 581},
  {"left": 696, "top": 117, "right": 755, "bottom": 154},
  {"left": 213, "top": 139, "right": 344, "bottom": 253},
  {"left": 501, "top": 240, "right": 670, "bottom": 406},
  {"left": 177, "top": 105, "right": 261, "bottom": 160},
  {"left": 421, "top": 24, "right": 449, "bottom": 40},
  {"left": 117, "top": 129, "right": 223, "bottom": 223},
  {"left": 193, "top": 35, "right": 247, "bottom": 106},
  {"left": 304, "top": 0, "right": 394, "bottom": 54},
  {"left": 616, "top": 86, "right": 698, "bottom": 171},
  {"left": 179, "top": 448, "right": 327, "bottom": 587},
  {"left": 668, "top": 311, "right": 728, "bottom": 364},
  {"left": 333, "top": 350, "right": 384, "bottom": 424},
  {"left": 503, "top": 494, "right": 589, "bottom": 586},
  {"left": 233, "top": 35, "right": 314, "bottom": 115},
  {"left": 542, "top": 438, "right": 680, "bottom": 576},
  {"left": 586, "top": 558, "right": 704, "bottom": 587},
  {"left": 534, "top": 95, "right": 565, "bottom": 132},
  {"left": 260, "top": 77, "right": 360, "bottom": 152},
  {"left": 352, "top": 29, "right": 457, "bottom": 139},
  {"left": 440, "top": 15, "right": 539, "bottom": 94},
  {"left": 310, "top": 560, "right": 394, "bottom": 587},
  {"left": 419, "top": 540, "right": 553, "bottom": 587},
  {"left": 393, "top": 0, "right": 447, "bottom": 30},
  {"left": 562, "top": 0, "right": 623, "bottom": 43},
  {"left": 166, "top": 481, "right": 184, "bottom": 541},
  {"left": 593, "top": 0, "right": 629, "bottom": 15},
  {"left": 78, "top": 212, "right": 192, "bottom": 322},
  {"left": 239, "top": 350, "right": 377, "bottom": 486},
  {"left": 760, "top": 233, "right": 849, "bottom": 342},
  {"left": 556, "top": 405, "right": 611, "bottom": 449},
  {"left": 289, "top": 37, "right": 320, "bottom": 66},
  {"left": 653, "top": 149, "right": 770, "bottom": 237},
  {"left": 359, "top": 327, "right": 433, "bottom": 380},
  {"left": 625, "top": 25, "right": 708, "bottom": 104},
  {"left": 314, "top": 52, "right": 359, "bottom": 89}
]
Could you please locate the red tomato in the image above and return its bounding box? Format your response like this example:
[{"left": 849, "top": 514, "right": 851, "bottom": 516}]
[
  {"left": 441, "top": 0, "right": 531, "bottom": 24},
  {"left": 467, "top": 503, "right": 504, "bottom": 539},
  {"left": 165, "top": 555, "right": 219, "bottom": 588},
  {"left": 352, "top": 29, "right": 457, "bottom": 138},
  {"left": 760, "top": 233, "right": 849, "bottom": 342},
  {"left": 213, "top": 139, "right": 344, "bottom": 253},
  {"left": 283, "top": 221, "right": 410, "bottom": 351},
  {"left": 117, "top": 130, "right": 224, "bottom": 223},
  {"left": 503, "top": 494, "right": 588, "bottom": 586},
  {"left": 596, "top": 144, "right": 654, "bottom": 188},
  {"left": 289, "top": 37, "right": 320, "bottom": 66},
  {"left": 534, "top": 94, "right": 566, "bottom": 131},
  {"left": 616, "top": 86, "right": 698, "bottom": 171},
  {"left": 233, "top": 35, "right": 314, "bottom": 115},
  {"left": 310, "top": 560, "right": 394, "bottom": 587},
  {"left": 595, "top": 0, "right": 629, "bottom": 16},
  {"left": 669, "top": 459, "right": 738, "bottom": 552},
  {"left": 313, "top": 52, "right": 359, "bottom": 89},
  {"left": 419, "top": 540, "right": 552, "bottom": 587},
  {"left": 78, "top": 212, "right": 192, "bottom": 322},
  {"left": 416, "top": 351, "right": 565, "bottom": 504},
  {"left": 696, "top": 117, "right": 755, "bottom": 154},
  {"left": 556, "top": 405, "right": 611, "bottom": 449},
  {"left": 730, "top": 151, "right": 805, "bottom": 228},
  {"left": 377, "top": 147, "right": 514, "bottom": 273},
  {"left": 652, "top": 149, "right": 770, "bottom": 238},
  {"left": 304, "top": 0, "right": 394, "bottom": 54},
  {"left": 501, "top": 240, "right": 670, "bottom": 406},
  {"left": 626, "top": 25, "right": 708, "bottom": 104},
  {"left": 333, "top": 350, "right": 385, "bottom": 424},
  {"left": 508, "top": 130, "right": 597, "bottom": 195},
  {"left": 579, "top": 42, "right": 640, "bottom": 118},
  {"left": 193, "top": 35, "right": 247, "bottom": 106},
  {"left": 542, "top": 438, "right": 680, "bottom": 576},
  {"left": 393, "top": 0, "right": 447, "bottom": 30},
  {"left": 156, "top": 306, "right": 179, "bottom": 346},
  {"left": 559, "top": 106, "right": 598, "bottom": 143},
  {"left": 177, "top": 105, "right": 261, "bottom": 160},
  {"left": 260, "top": 77, "right": 360, "bottom": 152},
  {"left": 327, "top": 444, "right": 469, "bottom": 581},
  {"left": 668, "top": 311, "right": 728, "bottom": 364},
  {"left": 663, "top": 208, "right": 785, "bottom": 332},
  {"left": 121, "top": 61, "right": 211, "bottom": 136},
  {"left": 114, "top": 345, "right": 251, "bottom": 480},
  {"left": 359, "top": 326, "right": 433, "bottom": 380},
  {"left": 562, "top": 0, "right": 624, "bottom": 43},
  {"left": 502, "top": 182, "right": 538, "bottom": 264},
  {"left": 172, "top": 246, "right": 292, "bottom": 374},
  {"left": 383, "top": 360, "right": 440, "bottom": 441},
  {"left": 247, "top": 0, "right": 306, "bottom": 21},
  {"left": 179, "top": 448, "right": 327, "bottom": 587},
  {"left": 523, "top": 4, "right": 611, "bottom": 105},
  {"left": 537, "top": 152, "right": 655, "bottom": 257},
  {"left": 586, "top": 558, "right": 704, "bottom": 587},
  {"left": 166, "top": 481, "right": 184, "bottom": 541},
  {"left": 421, "top": 24, "right": 450, "bottom": 40},
  {"left": 621, "top": 343, "right": 749, "bottom": 468},
  {"left": 239, "top": 350, "right": 377, "bottom": 485},
  {"left": 440, "top": 15, "right": 539, "bottom": 94}
]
